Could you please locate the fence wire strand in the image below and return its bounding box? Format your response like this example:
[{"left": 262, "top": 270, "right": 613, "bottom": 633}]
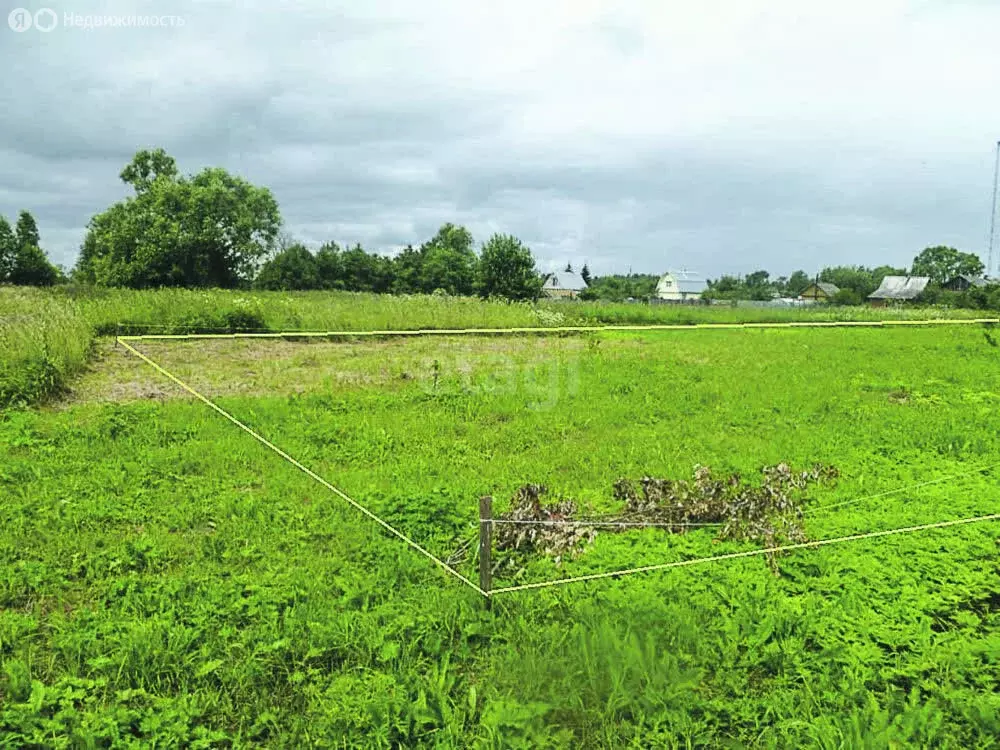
[
  {"left": 490, "top": 513, "right": 1000, "bottom": 595},
  {"left": 118, "top": 338, "right": 486, "bottom": 597}
]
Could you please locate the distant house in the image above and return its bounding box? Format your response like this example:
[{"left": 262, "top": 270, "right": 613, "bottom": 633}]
[
  {"left": 799, "top": 282, "right": 840, "bottom": 302},
  {"left": 867, "top": 276, "right": 930, "bottom": 306},
  {"left": 542, "top": 270, "right": 587, "bottom": 299},
  {"left": 656, "top": 270, "right": 707, "bottom": 302},
  {"left": 942, "top": 275, "right": 988, "bottom": 292}
]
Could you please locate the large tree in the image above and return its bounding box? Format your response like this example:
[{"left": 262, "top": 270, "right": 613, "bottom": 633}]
[
  {"left": 419, "top": 224, "right": 477, "bottom": 295},
  {"left": 76, "top": 149, "right": 281, "bottom": 287},
  {"left": 911, "top": 246, "right": 984, "bottom": 285},
  {"left": 477, "top": 234, "right": 542, "bottom": 300}
]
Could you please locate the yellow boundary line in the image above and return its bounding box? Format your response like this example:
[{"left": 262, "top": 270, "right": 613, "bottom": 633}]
[
  {"left": 116, "top": 317, "right": 1000, "bottom": 341},
  {"left": 490, "top": 513, "right": 1000, "bottom": 595},
  {"left": 117, "top": 339, "right": 487, "bottom": 597}
]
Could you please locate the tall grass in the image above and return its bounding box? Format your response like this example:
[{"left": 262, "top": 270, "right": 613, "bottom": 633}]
[
  {"left": 0, "top": 288, "right": 93, "bottom": 407},
  {"left": 2, "top": 284, "right": 996, "bottom": 408}
]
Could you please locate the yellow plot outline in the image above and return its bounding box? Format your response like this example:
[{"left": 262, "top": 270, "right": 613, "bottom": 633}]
[{"left": 117, "top": 318, "right": 1000, "bottom": 598}]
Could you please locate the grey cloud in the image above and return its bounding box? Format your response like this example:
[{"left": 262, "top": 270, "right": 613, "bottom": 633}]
[{"left": 1, "top": 0, "right": 998, "bottom": 276}]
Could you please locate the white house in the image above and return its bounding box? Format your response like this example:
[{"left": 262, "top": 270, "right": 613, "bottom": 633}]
[
  {"left": 656, "top": 270, "right": 707, "bottom": 301},
  {"left": 542, "top": 270, "right": 587, "bottom": 298}
]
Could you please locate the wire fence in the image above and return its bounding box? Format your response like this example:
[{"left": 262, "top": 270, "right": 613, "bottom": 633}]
[
  {"left": 115, "top": 316, "right": 1000, "bottom": 342},
  {"left": 117, "top": 327, "right": 1000, "bottom": 601}
]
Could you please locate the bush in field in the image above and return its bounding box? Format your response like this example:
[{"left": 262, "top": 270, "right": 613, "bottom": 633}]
[
  {"left": 496, "top": 464, "right": 839, "bottom": 573},
  {"left": 75, "top": 149, "right": 281, "bottom": 288}
]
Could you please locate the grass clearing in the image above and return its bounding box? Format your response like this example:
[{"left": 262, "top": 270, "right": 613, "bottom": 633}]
[{"left": 3, "top": 323, "right": 1000, "bottom": 746}]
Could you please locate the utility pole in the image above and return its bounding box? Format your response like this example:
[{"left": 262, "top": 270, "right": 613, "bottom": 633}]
[{"left": 989, "top": 141, "right": 1000, "bottom": 279}]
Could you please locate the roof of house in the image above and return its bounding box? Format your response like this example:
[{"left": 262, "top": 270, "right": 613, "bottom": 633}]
[
  {"left": 543, "top": 271, "right": 586, "bottom": 291},
  {"left": 801, "top": 282, "right": 840, "bottom": 296},
  {"left": 946, "top": 274, "right": 989, "bottom": 287},
  {"left": 868, "top": 276, "right": 930, "bottom": 300},
  {"left": 658, "top": 270, "right": 707, "bottom": 295}
]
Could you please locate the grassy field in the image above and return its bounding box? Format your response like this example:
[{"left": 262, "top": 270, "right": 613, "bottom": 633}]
[
  {"left": 2, "top": 284, "right": 996, "bottom": 409},
  {"left": 3, "top": 320, "right": 1000, "bottom": 746}
]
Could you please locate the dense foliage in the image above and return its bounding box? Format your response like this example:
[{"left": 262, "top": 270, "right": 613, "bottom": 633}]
[
  {"left": 0, "top": 211, "right": 61, "bottom": 286},
  {"left": 912, "top": 246, "right": 985, "bottom": 285},
  {"left": 75, "top": 149, "right": 282, "bottom": 288},
  {"left": 579, "top": 273, "right": 658, "bottom": 301}
]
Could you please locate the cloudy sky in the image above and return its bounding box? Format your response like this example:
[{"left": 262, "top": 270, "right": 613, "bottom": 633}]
[{"left": 2, "top": 0, "right": 999, "bottom": 277}]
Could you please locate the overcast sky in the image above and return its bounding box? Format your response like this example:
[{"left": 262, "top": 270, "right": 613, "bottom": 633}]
[{"left": 2, "top": 0, "right": 999, "bottom": 277}]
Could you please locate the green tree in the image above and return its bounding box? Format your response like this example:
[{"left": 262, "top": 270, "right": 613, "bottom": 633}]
[
  {"left": 582, "top": 273, "right": 657, "bottom": 301},
  {"left": 76, "top": 150, "right": 281, "bottom": 288},
  {"left": 315, "top": 242, "right": 345, "bottom": 289},
  {"left": 785, "top": 270, "right": 811, "bottom": 296},
  {"left": 118, "top": 148, "right": 179, "bottom": 193},
  {"left": 819, "top": 266, "right": 905, "bottom": 299},
  {"left": 14, "top": 210, "right": 40, "bottom": 250},
  {"left": 9, "top": 244, "right": 60, "bottom": 286},
  {"left": 391, "top": 244, "right": 422, "bottom": 294},
  {"left": 340, "top": 244, "right": 393, "bottom": 293},
  {"left": 581, "top": 263, "right": 592, "bottom": 285},
  {"left": 477, "top": 234, "right": 542, "bottom": 301},
  {"left": 418, "top": 224, "right": 477, "bottom": 295},
  {"left": 0, "top": 216, "right": 15, "bottom": 281},
  {"left": 254, "top": 244, "right": 320, "bottom": 290},
  {"left": 707, "top": 275, "right": 741, "bottom": 294},
  {"left": 911, "top": 246, "right": 984, "bottom": 285}
]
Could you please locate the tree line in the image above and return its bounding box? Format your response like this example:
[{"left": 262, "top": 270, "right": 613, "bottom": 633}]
[{"left": 2, "top": 148, "right": 995, "bottom": 308}]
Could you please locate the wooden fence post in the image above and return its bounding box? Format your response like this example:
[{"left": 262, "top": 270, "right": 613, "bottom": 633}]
[{"left": 479, "top": 495, "right": 493, "bottom": 607}]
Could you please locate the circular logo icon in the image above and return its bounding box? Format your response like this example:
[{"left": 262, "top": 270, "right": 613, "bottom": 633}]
[
  {"left": 8, "top": 7, "right": 32, "bottom": 31},
  {"left": 34, "top": 8, "right": 57, "bottom": 32}
]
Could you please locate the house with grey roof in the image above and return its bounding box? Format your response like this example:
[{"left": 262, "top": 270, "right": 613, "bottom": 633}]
[
  {"left": 656, "top": 270, "right": 707, "bottom": 302},
  {"left": 541, "top": 270, "right": 587, "bottom": 298},
  {"left": 867, "top": 276, "right": 930, "bottom": 305},
  {"left": 942, "top": 274, "right": 989, "bottom": 292}
]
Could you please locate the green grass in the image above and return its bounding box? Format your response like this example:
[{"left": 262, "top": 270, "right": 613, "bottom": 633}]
[
  {"left": 0, "top": 289, "right": 93, "bottom": 407},
  {"left": 3, "top": 283, "right": 996, "bottom": 410},
  {"left": 3, "top": 325, "right": 1000, "bottom": 746}
]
